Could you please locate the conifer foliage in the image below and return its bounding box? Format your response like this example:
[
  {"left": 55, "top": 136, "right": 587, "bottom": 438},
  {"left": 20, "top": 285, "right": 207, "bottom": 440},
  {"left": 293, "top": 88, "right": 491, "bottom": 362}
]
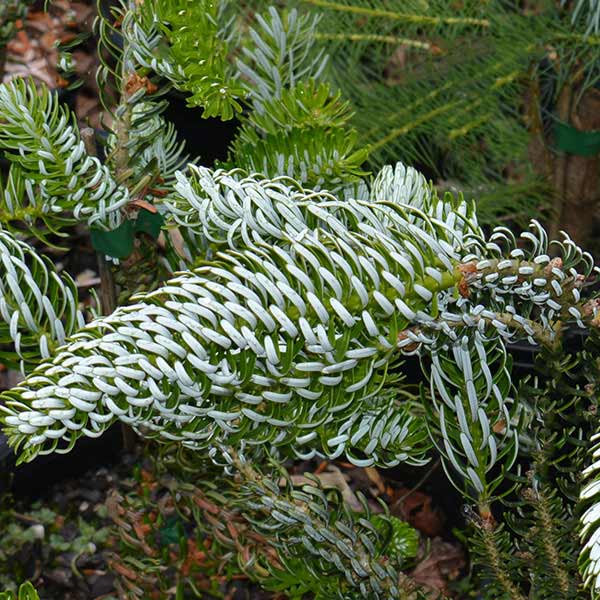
[
  {"left": 278, "top": 0, "right": 600, "bottom": 232},
  {"left": 0, "top": 1, "right": 599, "bottom": 598}
]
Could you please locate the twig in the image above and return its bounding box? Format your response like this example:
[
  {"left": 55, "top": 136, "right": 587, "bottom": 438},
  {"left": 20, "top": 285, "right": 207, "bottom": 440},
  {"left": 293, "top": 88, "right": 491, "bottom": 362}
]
[
  {"left": 301, "top": 0, "right": 490, "bottom": 27},
  {"left": 81, "top": 127, "right": 137, "bottom": 453},
  {"left": 550, "top": 85, "right": 572, "bottom": 240},
  {"left": 478, "top": 519, "right": 526, "bottom": 600},
  {"left": 393, "top": 458, "right": 441, "bottom": 507},
  {"left": 314, "top": 32, "right": 434, "bottom": 51}
]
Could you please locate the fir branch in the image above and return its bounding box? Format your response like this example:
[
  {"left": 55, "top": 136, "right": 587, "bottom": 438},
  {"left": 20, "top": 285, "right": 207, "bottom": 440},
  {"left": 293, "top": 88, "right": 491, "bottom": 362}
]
[
  {"left": 563, "top": 0, "right": 600, "bottom": 36},
  {"left": 0, "top": 79, "right": 128, "bottom": 231},
  {"left": 1, "top": 164, "right": 595, "bottom": 474},
  {"left": 524, "top": 480, "right": 573, "bottom": 596},
  {"left": 0, "top": 166, "right": 75, "bottom": 247},
  {"left": 474, "top": 519, "right": 526, "bottom": 600},
  {"left": 424, "top": 333, "right": 518, "bottom": 506},
  {"left": 0, "top": 170, "right": 469, "bottom": 463},
  {"left": 110, "top": 445, "right": 428, "bottom": 599},
  {"left": 235, "top": 7, "right": 328, "bottom": 105},
  {"left": 293, "top": 0, "right": 565, "bottom": 226},
  {"left": 300, "top": 0, "right": 490, "bottom": 28},
  {"left": 0, "top": 230, "right": 84, "bottom": 373},
  {"left": 151, "top": 0, "right": 246, "bottom": 119},
  {"left": 228, "top": 78, "right": 368, "bottom": 188},
  {"left": 314, "top": 32, "right": 435, "bottom": 51}
]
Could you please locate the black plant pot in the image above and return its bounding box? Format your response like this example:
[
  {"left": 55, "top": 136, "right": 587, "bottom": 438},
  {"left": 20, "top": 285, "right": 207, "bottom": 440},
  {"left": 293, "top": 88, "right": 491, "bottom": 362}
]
[
  {"left": 162, "top": 89, "right": 240, "bottom": 166},
  {"left": 0, "top": 423, "right": 123, "bottom": 499}
]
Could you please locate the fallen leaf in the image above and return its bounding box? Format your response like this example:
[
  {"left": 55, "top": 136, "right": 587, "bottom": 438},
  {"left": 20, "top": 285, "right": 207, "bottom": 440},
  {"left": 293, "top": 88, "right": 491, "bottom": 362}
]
[
  {"left": 364, "top": 467, "right": 386, "bottom": 495},
  {"left": 411, "top": 536, "right": 466, "bottom": 596},
  {"left": 130, "top": 199, "right": 158, "bottom": 213},
  {"left": 168, "top": 227, "right": 189, "bottom": 260},
  {"left": 290, "top": 466, "right": 363, "bottom": 511},
  {"left": 40, "top": 31, "right": 58, "bottom": 52},
  {"left": 390, "top": 488, "right": 444, "bottom": 537}
]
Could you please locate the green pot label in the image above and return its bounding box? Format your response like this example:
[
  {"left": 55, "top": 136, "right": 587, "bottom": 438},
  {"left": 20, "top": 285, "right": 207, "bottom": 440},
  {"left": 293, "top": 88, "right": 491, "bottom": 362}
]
[
  {"left": 554, "top": 120, "right": 600, "bottom": 156},
  {"left": 91, "top": 208, "right": 164, "bottom": 259}
]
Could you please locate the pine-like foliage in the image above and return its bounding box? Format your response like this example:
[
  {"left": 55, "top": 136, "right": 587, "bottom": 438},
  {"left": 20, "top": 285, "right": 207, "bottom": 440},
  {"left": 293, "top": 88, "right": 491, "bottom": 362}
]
[
  {"left": 565, "top": 0, "right": 600, "bottom": 35},
  {"left": 227, "top": 8, "right": 369, "bottom": 186},
  {"left": 3, "top": 156, "right": 598, "bottom": 595},
  {"left": 0, "top": 161, "right": 596, "bottom": 498},
  {"left": 467, "top": 334, "right": 600, "bottom": 599},
  {"left": 114, "top": 0, "right": 368, "bottom": 190},
  {"left": 257, "top": 0, "right": 600, "bottom": 225},
  {"left": 108, "top": 444, "right": 425, "bottom": 599},
  {"left": 0, "top": 230, "right": 84, "bottom": 373},
  {"left": 0, "top": 80, "right": 128, "bottom": 234}
]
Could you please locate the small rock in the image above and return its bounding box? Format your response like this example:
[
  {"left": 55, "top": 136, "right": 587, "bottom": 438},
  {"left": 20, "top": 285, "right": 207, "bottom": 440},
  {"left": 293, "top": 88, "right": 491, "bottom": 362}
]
[
  {"left": 80, "top": 489, "right": 102, "bottom": 504},
  {"left": 89, "top": 573, "right": 115, "bottom": 598},
  {"left": 29, "top": 524, "right": 45, "bottom": 540},
  {"left": 45, "top": 568, "right": 72, "bottom": 587}
]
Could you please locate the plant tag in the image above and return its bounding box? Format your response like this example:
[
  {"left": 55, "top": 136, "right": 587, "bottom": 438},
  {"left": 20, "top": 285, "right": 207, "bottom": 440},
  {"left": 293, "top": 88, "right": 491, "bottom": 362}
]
[
  {"left": 91, "top": 208, "right": 165, "bottom": 258},
  {"left": 554, "top": 120, "right": 600, "bottom": 156}
]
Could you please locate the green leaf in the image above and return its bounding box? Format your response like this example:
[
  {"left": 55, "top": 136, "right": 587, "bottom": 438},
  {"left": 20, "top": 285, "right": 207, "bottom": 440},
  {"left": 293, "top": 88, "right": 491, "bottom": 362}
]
[{"left": 372, "top": 515, "right": 419, "bottom": 561}]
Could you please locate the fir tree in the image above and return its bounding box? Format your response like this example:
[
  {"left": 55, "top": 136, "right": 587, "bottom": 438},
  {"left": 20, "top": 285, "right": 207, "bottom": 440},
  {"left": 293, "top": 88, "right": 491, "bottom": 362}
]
[{"left": 257, "top": 0, "right": 600, "bottom": 242}]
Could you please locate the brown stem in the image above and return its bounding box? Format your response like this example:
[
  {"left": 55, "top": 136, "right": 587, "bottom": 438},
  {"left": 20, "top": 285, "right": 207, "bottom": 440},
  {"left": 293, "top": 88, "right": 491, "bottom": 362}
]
[
  {"left": 549, "top": 84, "right": 573, "bottom": 241},
  {"left": 81, "top": 127, "right": 136, "bottom": 453},
  {"left": 111, "top": 103, "right": 133, "bottom": 184},
  {"left": 0, "top": 44, "right": 7, "bottom": 84}
]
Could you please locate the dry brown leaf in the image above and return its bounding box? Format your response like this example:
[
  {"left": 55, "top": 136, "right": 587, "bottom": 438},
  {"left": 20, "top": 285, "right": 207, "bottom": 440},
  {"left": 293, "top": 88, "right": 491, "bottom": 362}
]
[
  {"left": 411, "top": 536, "right": 466, "bottom": 596},
  {"left": 391, "top": 488, "right": 444, "bottom": 537},
  {"left": 40, "top": 31, "right": 58, "bottom": 52},
  {"left": 129, "top": 199, "right": 158, "bottom": 213},
  {"left": 289, "top": 466, "right": 363, "bottom": 511},
  {"left": 364, "top": 466, "right": 386, "bottom": 495},
  {"left": 168, "top": 227, "right": 188, "bottom": 259}
]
